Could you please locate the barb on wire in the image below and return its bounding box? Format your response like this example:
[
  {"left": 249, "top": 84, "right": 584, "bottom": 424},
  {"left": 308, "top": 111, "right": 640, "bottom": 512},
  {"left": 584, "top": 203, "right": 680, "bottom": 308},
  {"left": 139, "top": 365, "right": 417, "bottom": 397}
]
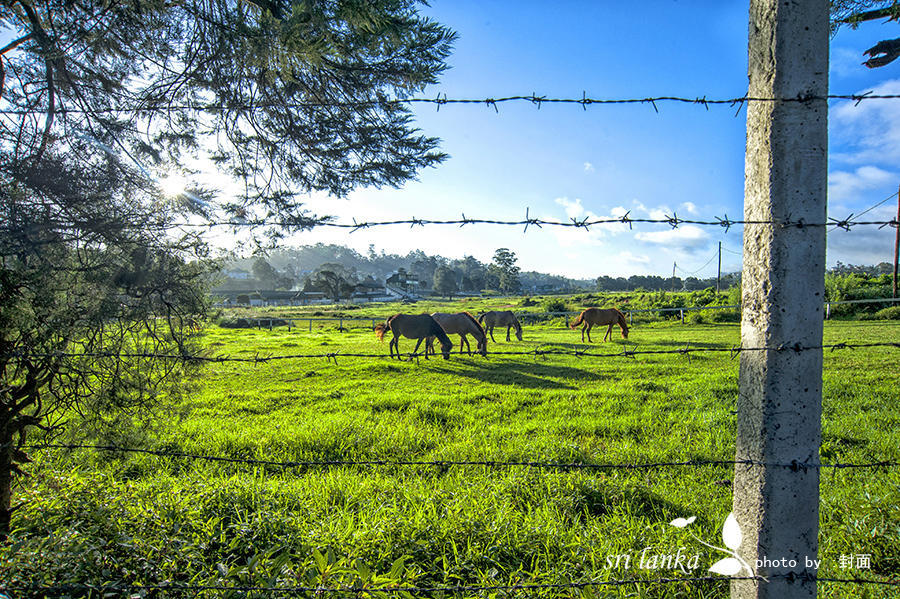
[{"left": 829, "top": 214, "right": 854, "bottom": 231}]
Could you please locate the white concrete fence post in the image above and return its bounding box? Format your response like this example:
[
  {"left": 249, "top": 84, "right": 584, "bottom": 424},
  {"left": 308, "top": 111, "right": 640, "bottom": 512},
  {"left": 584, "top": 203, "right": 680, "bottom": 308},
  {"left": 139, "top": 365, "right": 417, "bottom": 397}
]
[{"left": 734, "top": 1, "right": 828, "bottom": 598}]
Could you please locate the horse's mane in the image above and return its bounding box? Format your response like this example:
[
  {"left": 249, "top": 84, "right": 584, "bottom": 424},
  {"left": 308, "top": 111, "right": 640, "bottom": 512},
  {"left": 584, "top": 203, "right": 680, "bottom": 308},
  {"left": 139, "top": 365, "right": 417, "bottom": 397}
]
[
  {"left": 508, "top": 310, "right": 522, "bottom": 331},
  {"left": 431, "top": 316, "right": 453, "bottom": 348},
  {"left": 461, "top": 311, "right": 486, "bottom": 337},
  {"left": 615, "top": 308, "right": 629, "bottom": 338}
]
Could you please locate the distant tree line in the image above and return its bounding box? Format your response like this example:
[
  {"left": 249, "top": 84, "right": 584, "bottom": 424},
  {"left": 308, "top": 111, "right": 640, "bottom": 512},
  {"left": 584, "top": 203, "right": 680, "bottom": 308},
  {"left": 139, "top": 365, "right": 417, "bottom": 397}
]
[
  {"left": 595, "top": 273, "right": 741, "bottom": 292},
  {"left": 218, "top": 245, "right": 590, "bottom": 299}
]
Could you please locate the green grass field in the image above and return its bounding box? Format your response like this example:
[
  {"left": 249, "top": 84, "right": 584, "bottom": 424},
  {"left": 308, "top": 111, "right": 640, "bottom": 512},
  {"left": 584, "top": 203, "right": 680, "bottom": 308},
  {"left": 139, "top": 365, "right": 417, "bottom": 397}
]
[{"left": 2, "top": 317, "right": 898, "bottom": 598}]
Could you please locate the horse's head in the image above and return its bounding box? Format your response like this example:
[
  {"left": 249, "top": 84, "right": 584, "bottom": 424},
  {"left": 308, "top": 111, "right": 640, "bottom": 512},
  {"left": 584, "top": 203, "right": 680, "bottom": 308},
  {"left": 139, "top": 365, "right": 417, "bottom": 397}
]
[
  {"left": 476, "top": 336, "right": 488, "bottom": 357},
  {"left": 514, "top": 326, "right": 523, "bottom": 341},
  {"left": 440, "top": 339, "right": 453, "bottom": 360}
]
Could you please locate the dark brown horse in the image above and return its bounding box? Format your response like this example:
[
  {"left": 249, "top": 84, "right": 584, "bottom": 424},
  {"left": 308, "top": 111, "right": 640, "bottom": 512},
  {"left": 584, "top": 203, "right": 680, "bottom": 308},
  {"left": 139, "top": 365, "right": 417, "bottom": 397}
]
[
  {"left": 477, "top": 310, "right": 522, "bottom": 342},
  {"left": 375, "top": 313, "right": 453, "bottom": 360},
  {"left": 425, "top": 312, "right": 488, "bottom": 357},
  {"left": 570, "top": 308, "right": 629, "bottom": 342}
]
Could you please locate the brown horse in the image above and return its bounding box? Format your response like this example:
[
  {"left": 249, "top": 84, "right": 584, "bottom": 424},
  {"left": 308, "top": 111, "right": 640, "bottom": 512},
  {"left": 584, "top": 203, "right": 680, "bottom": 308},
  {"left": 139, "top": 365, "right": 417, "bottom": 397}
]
[
  {"left": 374, "top": 313, "right": 453, "bottom": 360},
  {"left": 570, "top": 308, "right": 629, "bottom": 343},
  {"left": 478, "top": 310, "right": 522, "bottom": 342},
  {"left": 425, "top": 312, "right": 488, "bottom": 357}
]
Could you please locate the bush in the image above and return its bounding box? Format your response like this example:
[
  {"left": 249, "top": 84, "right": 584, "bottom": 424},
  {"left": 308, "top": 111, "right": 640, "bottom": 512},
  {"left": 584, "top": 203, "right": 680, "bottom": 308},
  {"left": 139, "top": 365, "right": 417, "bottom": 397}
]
[
  {"left": 872, "top": 306, "right": 900, "bottom": 320},
  {"left": 543, "top": 298, "right": 568, "bottom": 313},
  {"left": 519, "top": 297, "right": 538, "bottom": 307}
]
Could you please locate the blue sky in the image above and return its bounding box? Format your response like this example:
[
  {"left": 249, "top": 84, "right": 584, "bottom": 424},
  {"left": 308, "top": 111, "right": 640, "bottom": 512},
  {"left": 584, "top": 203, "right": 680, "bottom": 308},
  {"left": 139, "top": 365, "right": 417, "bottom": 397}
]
[
  {"left": 293, "top": 1, "right": 900, "bottom": 279},
  {"left": 5, "top": 2, "right": 900, "bottom": 279}
]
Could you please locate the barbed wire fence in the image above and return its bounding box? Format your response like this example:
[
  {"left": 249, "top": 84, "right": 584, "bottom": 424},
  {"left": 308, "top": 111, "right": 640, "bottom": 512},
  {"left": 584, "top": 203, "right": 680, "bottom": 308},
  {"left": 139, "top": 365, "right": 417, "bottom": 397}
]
[
  {"left": 6, "top": 31, "right": 900, "bottom": 599},
  {"left": 8, "top": 200, "right": 900, "bottom": 590},
  {"left": 7, "top": 196, "right": 900, "bottom": 592}
]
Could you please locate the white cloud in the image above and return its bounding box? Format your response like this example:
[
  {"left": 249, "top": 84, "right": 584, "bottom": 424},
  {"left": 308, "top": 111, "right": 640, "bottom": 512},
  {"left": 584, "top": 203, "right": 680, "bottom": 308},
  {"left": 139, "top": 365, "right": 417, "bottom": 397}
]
[
  {"left": 829, "top": 165, "right": 895, "bottom": 204},
  {"left": 832, "top": 79, "right": 900, "bottom": 166},
  {"left": 583, "top": 161, "right": 595, "bottom": 172},
  {"left": 680, "top": 201, "right": 698, "bottom": 214},
  {"left": 635, "top": 225, "right": 710, "bottom": 250},
  {"left": 830, "top": 46, "right": 867, "bottom": 79},
  {"left": 618, "top": 251, "right": 651, "bottom": 265},
  {"left": 555, "top": 196, "right": 586, "bottom": 219}
]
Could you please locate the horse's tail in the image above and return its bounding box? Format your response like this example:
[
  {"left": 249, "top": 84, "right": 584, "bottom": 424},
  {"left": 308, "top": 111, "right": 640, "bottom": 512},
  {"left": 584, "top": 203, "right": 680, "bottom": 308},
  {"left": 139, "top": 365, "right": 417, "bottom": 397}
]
[
  {"left": 616, "top": 309, "right": 629, "bottom": 339},
  {"left": 374, "top": 317, "right": 392, "bottom": 342},
  {"left": 570, "top": 311, "right": 585, "bottom": 329}
]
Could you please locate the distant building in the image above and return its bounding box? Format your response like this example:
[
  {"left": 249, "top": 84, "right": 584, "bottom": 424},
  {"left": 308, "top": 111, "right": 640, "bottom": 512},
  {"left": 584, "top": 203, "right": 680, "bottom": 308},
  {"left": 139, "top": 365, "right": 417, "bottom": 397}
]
[
  {"left": 224, "top": 268, "right": 252, "bottom": 280},
  {"left": 385, "top": 270, "right": 423, "bottom": 298}
]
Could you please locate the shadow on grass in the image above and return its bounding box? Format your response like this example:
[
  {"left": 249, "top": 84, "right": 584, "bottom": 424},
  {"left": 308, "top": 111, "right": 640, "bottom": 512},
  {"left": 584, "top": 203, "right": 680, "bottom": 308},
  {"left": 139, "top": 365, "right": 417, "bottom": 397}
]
[
  {"left": 431, "top": 359, "right": 601, "bottom": 389},
  {"left": 569, "top": 481, "right": 686, "bottom": 521}
]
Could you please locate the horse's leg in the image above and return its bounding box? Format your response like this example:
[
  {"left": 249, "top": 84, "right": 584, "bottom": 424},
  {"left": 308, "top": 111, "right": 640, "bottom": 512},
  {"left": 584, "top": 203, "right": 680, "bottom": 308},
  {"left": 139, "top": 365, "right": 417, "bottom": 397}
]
[
  {"left": 413, "top": 337, "right": 426, "bottom": 359},
  {"left": 586, "top": 323, "right": 593, "bottom": 343},
  {"left": 460, "top": 334, "right": 470, "bottom": 355},
  {"left": 581, "top": 324, "right": 586, "bottom": 343},
  {"left": 506, "top": 325, "right": 511, "bottom": 342},
  {"left": 604, "top": 324, "right": 613, "bottom": 342},
  {"left": 488, "top": 326, "right": 496, "bottom": 343},
  {"left": 425, "top": 336, "right": 434, "bottom": 356},
  {"left": 390, "top": 334, "right": 399, "bottom": 359}
]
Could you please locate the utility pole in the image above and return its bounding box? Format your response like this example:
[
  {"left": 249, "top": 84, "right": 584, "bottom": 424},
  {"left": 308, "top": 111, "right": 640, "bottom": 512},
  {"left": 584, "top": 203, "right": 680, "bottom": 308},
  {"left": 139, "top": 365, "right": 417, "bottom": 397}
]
[
  {"left": 734, "top": 1, "right": 827, "bottom": 598},
  {"left": 894, "top": 185, "right": 899, "bottom": 298},
  {"left": 717, "top": 241, "right": 722, "bottom": 293}
]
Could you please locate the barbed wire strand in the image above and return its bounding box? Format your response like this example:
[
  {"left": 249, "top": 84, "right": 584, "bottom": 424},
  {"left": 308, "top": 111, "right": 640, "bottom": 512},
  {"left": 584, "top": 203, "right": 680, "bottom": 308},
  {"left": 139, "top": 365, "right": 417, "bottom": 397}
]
[
  {"left": 4, "top": 213, "right": 898, "bottom": 234},
  {"left": 28, "top": 443, "right": 900, "bottom": 471},
  {"left": 4, "top": 341, "right": 898, "bottom": 365},
  {"left": 2, "top": 573, "right": 897, "bottom": 596},
  {"left": 3, "top": 91, "right": 900, "bottom": 117}
]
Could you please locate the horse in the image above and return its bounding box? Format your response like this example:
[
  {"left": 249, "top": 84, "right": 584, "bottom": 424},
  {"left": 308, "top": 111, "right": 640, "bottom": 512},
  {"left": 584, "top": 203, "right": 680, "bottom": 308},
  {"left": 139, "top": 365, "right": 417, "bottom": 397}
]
[
  {"left": 569, "top": 307, "right": 629, "bottom": 343},
  {"left": 374, "top": 313, "right": 453, "bottom": 360},
  {"left": 477, "top": 310, "right": 523, "bottom": 342},
  {"left": 425, "top": 312, "right": 488, "bottom": 357}
]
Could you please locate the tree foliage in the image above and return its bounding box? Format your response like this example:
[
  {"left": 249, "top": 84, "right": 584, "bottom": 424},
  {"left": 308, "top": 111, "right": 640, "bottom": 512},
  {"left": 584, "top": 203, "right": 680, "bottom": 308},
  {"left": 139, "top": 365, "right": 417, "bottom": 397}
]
[
  {"left": 0, "top": 0, "right": 456, "bottom": 537},
  {"left": 491, "top": 248, "right": 521, "bottom": 294},
  {"left": 432, "top": 264, "right": 457, "bottom": 298},
  {"left": 831, "top": 1, "right": 900, "bottom": 67},
  {"left": 1, "top": 0, "right": 456, "bottom": 223}
]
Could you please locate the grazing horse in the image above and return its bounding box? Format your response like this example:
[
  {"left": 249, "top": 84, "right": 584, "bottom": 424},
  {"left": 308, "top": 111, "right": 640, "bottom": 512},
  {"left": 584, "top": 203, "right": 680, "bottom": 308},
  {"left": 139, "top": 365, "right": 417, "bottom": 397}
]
[
  {"left": 374, "top": 314, "right": 453, "bottom": 360},
  {"left": 425, "top": 312, "right": 488, "bottom": 357},
  {"left": 570, "top": 307, "right": 629, "bottom": 343},
  {"left": 478, "top": 310, "right": 523, "bottom": 342}
]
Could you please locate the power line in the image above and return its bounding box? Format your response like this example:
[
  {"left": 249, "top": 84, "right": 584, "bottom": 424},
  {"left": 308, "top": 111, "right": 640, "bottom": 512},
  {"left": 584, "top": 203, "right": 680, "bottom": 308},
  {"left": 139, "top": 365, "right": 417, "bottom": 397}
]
[
  {"left": 829, "top": 190, "right": 900, "bottom": 233},
  {"left": 676, "top": 249, "right": 720, "bottom": 277}
]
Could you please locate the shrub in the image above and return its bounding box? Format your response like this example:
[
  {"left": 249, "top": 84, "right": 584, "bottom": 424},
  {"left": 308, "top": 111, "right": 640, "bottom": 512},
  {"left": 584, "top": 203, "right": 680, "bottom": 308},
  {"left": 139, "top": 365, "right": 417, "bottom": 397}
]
[
  {"left": 873, "top": 306, "right": 900, "bottom": 320},
  {"left": 543, "top": 298, "right": 568, "bottom": 313}
]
